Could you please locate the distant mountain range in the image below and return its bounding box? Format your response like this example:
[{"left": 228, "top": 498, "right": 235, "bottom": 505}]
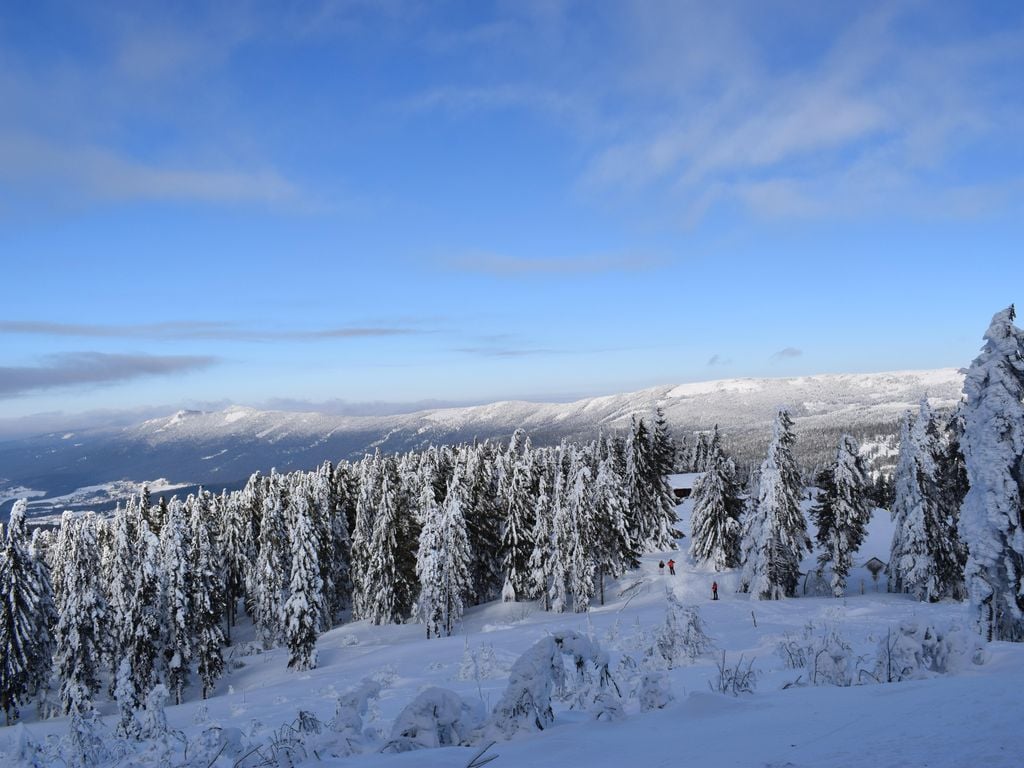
[{"left": 0, "top": 368, "right": 964, "bottom": 521}]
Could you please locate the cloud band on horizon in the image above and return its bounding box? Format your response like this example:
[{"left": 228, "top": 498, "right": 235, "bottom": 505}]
[
  {"left": 0, "top": 320, "right": 422, "bottom": 342},
  {"left": 0, "top": 352, "right": 218, "bottom": 398}
]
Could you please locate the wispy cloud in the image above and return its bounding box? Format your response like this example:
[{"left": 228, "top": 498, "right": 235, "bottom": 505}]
[
  {"left": 771, "top": 347, "right": 803, "bottom": 361},
  {"left": 454, "top": 346, "right": 563, "bottom": 358},
  {"left": 0, "top": 321, "right": 422, "bottom": 341},
  {"left": 580, "top": 5, "right": 1024, "bottom": 222},
  {"left": 0, "top": 353, "right": 217, "bottom": 398},
  {"left": 445, "top": 251, "right": 662, "bottom": 277},
  {"left": 0, "top": 135, "right": 301, "bottom": 206},
  {"left": 707, "top": 354, "right": 732, "bottom": 366}
]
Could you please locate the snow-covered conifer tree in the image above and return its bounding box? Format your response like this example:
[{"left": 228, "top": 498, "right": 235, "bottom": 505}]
[
  {"left": 190, "top": 502, "right": 226, "bottom": 697},
  {"left": 499, "top": 454, "right": 536, "bottom": 602},
  {"left": 127, "top": 508, "right": 164, "bottom": 704},
  {"left": 889, "top": 400, "right": 962, "bottom": 601},
  {"left": 253, "top": 477, "right": 289, "bottom": 648},
  {"left": 555, "top": 451, "right": 596, "bottom": 612},
  {"left": 591, "top": 454, "right": 635, "bottom": 605},
  {"left": 159, "top": 498, "right": 192, "bottom": 704},
  {"left": 54, "top": 513, "right": 107, "bottom": 713},
  {"left": 0, "top": 501, "right": 43, "bottom": 723},
  {"left": 689, "top": 433, "right": 743, "bottom": 571},
  {"left": 350, "top": 452, "right": 382, "bottom": 620},
  {"left": 739, "top": 409, "right": 808, "bottom": 599},
  {"left": 103, "top": 501, "right": 138, "bottom": 677},
  {"left": 282, "top": 482, "right": 323, "bottom": 670},
  {"left": 28, "top": 526, "right": 57, "bottom": 714},
  {"left": 463, "top": 445, "right": 503, "bottom": 604},
  {"left": 625, "top": 418, "right": 654, "bottom": 549},
  {"left": 416, "top": 466, "right": 472, "bottom": 637},
  {"left": 648, "top": 408, "right": 682, "bottom": 549},
  {"left": 218, "top": 492, "right": 250, "bottom": 644},
  {"left": 528, "top": 473, "right": 557, "bottom": 611},
  {"left": 959, "top": 306, "right": 1024, "bottom": 640},
  {"left": 812, "top": 435, "right": 871, "bottom": 597},
  {"left": 362, "top": 457, "right": 418, "bottom": 624}
]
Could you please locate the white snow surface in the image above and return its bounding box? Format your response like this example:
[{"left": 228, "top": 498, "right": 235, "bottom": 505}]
[{"left": 2, "top": 507, "right": 1020, "bottom": 767}]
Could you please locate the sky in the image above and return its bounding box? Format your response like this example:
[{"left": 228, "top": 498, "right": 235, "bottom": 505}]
[{"left": 1, "top": 0, "right": 1022, "bottom": 428}]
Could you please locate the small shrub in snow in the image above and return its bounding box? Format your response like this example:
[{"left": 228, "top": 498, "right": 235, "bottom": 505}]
[
  {"left": 61, "top": 705, "right": 114, "bottom": 768},
  {"left": 457, "top": 641, "right": 505, "bottom": 681},
  {"left": 645, "top": 590, "right": 715, "bottom": 669},
  {"left": 776, "top": 622, "right": 855, "bottom": 687},
  {"left": 384, "top": 687, "right": 483, "bottom": 752},
  {"left": 329, "top": 678, "right": 382, "bottom": 757},
  {"left": 491, "top": 631, "right": 618, "bottom": 738},
  {"left": 710, "top": 651, "right": 757, "bottom": 696},
  {"left": 638, "top": 672, "right": 673, "bottom": 712},
  {"left": 867, "top": 622, "right": 985, "bottom": 683},
  {"left": 3, "top": 724, "right": 45, "bottom": 768},
  {"left": 371, "top": 664, "right": 398, "bottom": 688}
]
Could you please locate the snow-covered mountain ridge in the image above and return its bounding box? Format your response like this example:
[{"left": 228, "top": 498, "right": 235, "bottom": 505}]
[{"left": 1, "top": 368, "right": 964, "bottom": 519}]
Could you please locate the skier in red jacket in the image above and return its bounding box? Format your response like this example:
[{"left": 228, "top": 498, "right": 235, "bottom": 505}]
[
  {"left": 712, "top": 581, "right": 719, "bottom": 600},
  {"left": 667, "top": 558, "right": 676, "bottom": 575}
]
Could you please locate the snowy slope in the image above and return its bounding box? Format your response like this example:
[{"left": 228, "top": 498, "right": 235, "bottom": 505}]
[{"left": 2, "top": 524, "right": 1019, "bottom": 768}]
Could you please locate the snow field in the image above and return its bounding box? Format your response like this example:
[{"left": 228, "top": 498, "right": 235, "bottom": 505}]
[{"left": 4, "top": 519, "right": 1021, "bottom": 767}]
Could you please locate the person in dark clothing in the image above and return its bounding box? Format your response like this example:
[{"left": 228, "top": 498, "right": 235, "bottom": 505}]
[
  {"left": 712, "top": 581, "right": 719, "bottom": 600},
  {"left": 658, "top": 560, "right": 665, "bottom": 573},
  {"left": 667, "top": 558, "right": 676, "bottom": 575}
]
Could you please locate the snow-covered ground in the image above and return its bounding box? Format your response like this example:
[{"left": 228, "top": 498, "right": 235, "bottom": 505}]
[{"left": 3, "top": 503, "right": 1021, "bottom": 767}]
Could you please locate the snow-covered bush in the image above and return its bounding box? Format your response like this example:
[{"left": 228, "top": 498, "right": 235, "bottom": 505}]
[
  {"left": 384, "top": 687, "right": 483, "bottom": 752},
  {"left": 776, "top": 622, "right": 855, "bottom": 687},
  {"left": 645, "top": 590, "right": 715, "bottom": 669},
  {"left": 710, "top": 651, "right": 756, "bottom": 696},
  {"left": 491, "top": 631, "right": 618, "bottom": 738},
  {"left": 329, "top": 678, "right": 382, "bottom": 757},
  {"left": 3, "top": 724, "right": 46, "bottom": 768},
  {"left": 61, "top": 705, "right": 115, "bottom": 768},
  {"left": 457, "top": 641, "right": 505, "bottom": 681},
  {"left": 638, "top": 672, "right": 673, "bottom": 712},
  {"left": 869, "top": 622, "right": 985, "bottom": 683}
]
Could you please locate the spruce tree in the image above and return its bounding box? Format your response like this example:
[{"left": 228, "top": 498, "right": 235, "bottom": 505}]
[
  {"left": 28, "top": 527, "right": 57, "bottom": 715},
  {"left": 528, "top": 472, "right": 557, "bottom": 611},
  {"left": 415, "top": 467, "right": 472, "bottom": 637},
  {"left": 160, "top": 498, "right": 192, "bottom": 704},
  {"left": 463, "top": 445, "right": 503, "bottom": 604},
  {"left": 959, "top": 306, "right": 1024, "bottom": 640},
  {"left": 362, "top": 457, "right": 418, "bottom": 624},
  {"left": 499, "top": 455, "right": 536, "bottom": 602},
  {"left": 127, "top": 508, "right": 165, "bottom": 704},
  {"left": 556, "top": 451, "right": 596, "bottom": 612},
  {"left": 219, "top": 492, "right": 250, "bottom": 644},
  {"left": 889, "top": 400, "right": 962, "bottom": 601},
  {"left": 650, "top": 409, "right": 684, "bottom": 546},
  {"left": 283, "top": 486, "right": 323, "bottom": 670},
  {"left": 689, "top": 438, "right": 743, "bottom": 571},
  {"left": 54, "top": 513, "right": 107, "bottom": 713},
  {"left": 591, "top": 453, "right": 635, "bottom": 605},
  {"left": 0, "top": 502, "right": 41, "bottom": 723},
  {"left": 190, "top": 502, "right": 226, "bottom": 698},
  {"left": 625, "top": 417, "right": 655, "bottom": 549},
  {"left": 811, "top": 435, "right": 871, "bottom": 597},
  {"left": 253, "top": 477, "right": 289, "bottom": 649},
  {"left": 739, "top": 409, "right": 808, "bottom": 599},
  {"left": 350, "top": 452, "right": 382, "bottom": 620}
]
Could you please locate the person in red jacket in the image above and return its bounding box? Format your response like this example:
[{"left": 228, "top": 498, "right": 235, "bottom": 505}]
[
  {"left": 712, "top": 581, "right": 719, "bottom": 600},
  {"left": 667, "top": 558, "right": 676, "bottom": 575}
]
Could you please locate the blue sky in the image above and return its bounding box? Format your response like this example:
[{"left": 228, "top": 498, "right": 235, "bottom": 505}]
[{"left": 1, "top": 0, "right": 1022, "bottom": 424}]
